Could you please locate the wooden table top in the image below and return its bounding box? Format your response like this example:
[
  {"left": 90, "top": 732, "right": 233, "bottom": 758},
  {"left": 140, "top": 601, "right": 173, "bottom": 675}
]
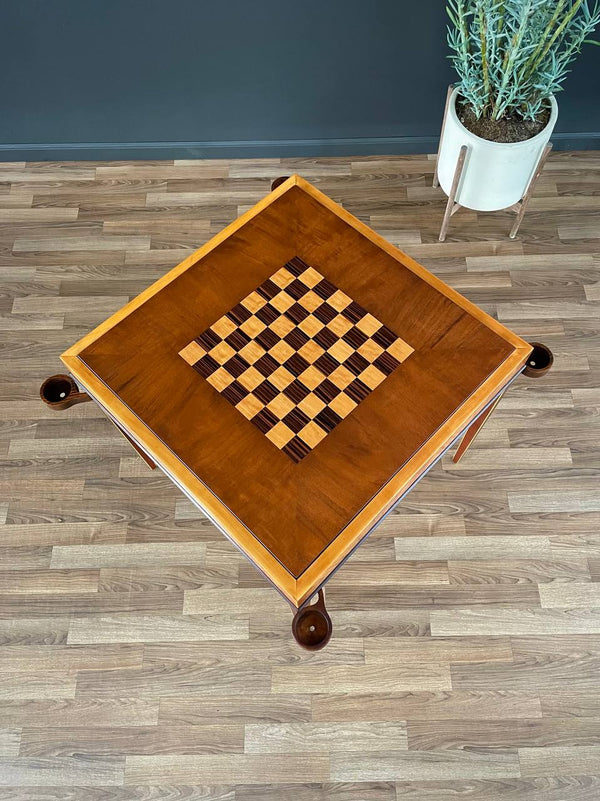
[{"left": 62, "top": 175, "right": 531, "bottom": 608}]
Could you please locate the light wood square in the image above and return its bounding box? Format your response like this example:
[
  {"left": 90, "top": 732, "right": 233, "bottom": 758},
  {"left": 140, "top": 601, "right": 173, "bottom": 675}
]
[
  {"left": 328, "top": 290, "right": 352, "bottom": 311},
  {"left": 328, "top": 315, "right": 353, "bottom": 337},
  {"left": 299, "top": 365, "right": 326, "bottom": 390},
  {"left": 329, "top": 364, "right": 355, "bottom": 389},
  {"left": 356, "top": 313, "right": 381, "bottom": 336},
  {"left": 271, "top": 267, "right": 294, "bottom": 289},
  {"left": 358, "top": 339, "right": 385, "bottom": 361},
  {"left": 361, "top": 364, "right": 387, "bottom": 389},
  {"left": 269, "top": 366, "right": 295, "bottom": 390},
  {"left": 267, "top": 393, "right": 296, "bottom": 418},
  {"left": 178, "top": 340, "right": 206, "bottom": 365},
  {"left": 205, "top": 367, "right": 235, "bottom": 392},
  {"left": 265, "top": 420, "right": 295, "bottom": 448},
  {"left": 298, "top": 315, "right": 324, "bottom": 337},
  {"left": 241, "top": 291, "right": 266, "bottom": 313},
  {"left": 209, "top": 341, "right": 236, "bottom": 364},
  {"left": 239, "top": 340, "right": 266, "bottom": 364},
  {"left": 300, "top": 266, "right": 323, "bottom": 288},
  {"left": 240, "top": 316, "right": 267, "bottom": 338},
  {"left": 298, "top": 340, "right": 325, "bottom": 363},
  {"left": 270, "top": 315, "right": 295, "bottom": 336},
  {"left": 235, "top": 393, "right": 265, "bottom": 420},
  {"left": 237, "top": 366, "right": 264, "bottom": 391},
  {"left": 329, "top": 392, "right": 357, "bottom": 418},
  {"left": 388, "top": 338, "right": 415, "bottom": 362},
  {"left": 298, "top": 420, "right": 327, "bottom": 448},
  {"left": 211, "top": 316, "right": 237, "bottom": 338},
  {"left": 270, "top": 291, "right": 295, "bottom": 313},
  {"left": 298, "top": 392, "right": 326, "bottom": 418},
  {"left": 269, "top": 340, "right": 295, "bottom": 363},
  {"left": 299, "top": 290, "right": 322, "bottom": 312},
  {"left": 328, "top": 339, "right": 354, "bottom": 362}
]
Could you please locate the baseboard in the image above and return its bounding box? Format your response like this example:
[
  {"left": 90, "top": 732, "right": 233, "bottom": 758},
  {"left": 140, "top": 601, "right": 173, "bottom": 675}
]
[{"left": 0, "top": 132, "right": 598, "bottom": 162}]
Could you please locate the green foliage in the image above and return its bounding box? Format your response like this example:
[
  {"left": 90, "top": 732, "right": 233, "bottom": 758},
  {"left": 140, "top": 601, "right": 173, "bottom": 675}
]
[{"left": 447, "top": 0, "right": 600, "bottom": 121}]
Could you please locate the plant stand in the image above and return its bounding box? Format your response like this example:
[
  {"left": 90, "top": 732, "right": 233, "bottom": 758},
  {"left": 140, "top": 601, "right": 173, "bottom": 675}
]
[{"left": 433, "top": 85, "right": 553, "bottom": 242}]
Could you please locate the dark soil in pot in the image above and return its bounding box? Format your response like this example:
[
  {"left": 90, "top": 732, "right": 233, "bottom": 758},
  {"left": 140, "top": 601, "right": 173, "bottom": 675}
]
[{"left": 457, "top": 97, "right": 551, "bottom": 143}]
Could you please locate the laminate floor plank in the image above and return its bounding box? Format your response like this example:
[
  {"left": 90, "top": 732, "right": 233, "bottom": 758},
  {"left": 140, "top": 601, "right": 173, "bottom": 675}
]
[
  {"left": 235, "top": 784, "right": 394, "bottom": 801},
  {"left": 0, "top": 698, "right": 159, "bottom": 728},
  {"left": 271, "top": 663, "right": 452, "bottom": 694},
  {"left": 0, "top": 756, "right": 124, "bottom": 786},
  {"left": 519, "top": 745, "right": 600, "bottom": 777},
  {"left": 51, "top": 542, "right": 207, "bottom": 569},
  {"left": 329, "top": 749, "right": 521, "bottom": 781},
  {"left": 158, "top": 695, "right": 312, "bottom": 725},
  {"left": 393, "top": 777, "right": 600, "bottom": 800},
  {"left": 18, "top": 724, "right": 244, "bottom": 757},
  {"left": 407, "top": 718, "right": 600, "bottom": 750},
  {"left": 124, "top": 754, "right": 330, "bottom": 785},
  {"left": 0, "top": 643, "right": 143, "bottom": 672},
  {"left": 448, "top": 558, "right": 592, "bottom": 584},
  {"left": 67, "top": 613, "right": 248, "bottom": 643},
  {"left": 431, "top": 608, "right": 600, "bottom": 636},
  {"left": 243, "top": 722, "right": 407, "bottom": 754}
]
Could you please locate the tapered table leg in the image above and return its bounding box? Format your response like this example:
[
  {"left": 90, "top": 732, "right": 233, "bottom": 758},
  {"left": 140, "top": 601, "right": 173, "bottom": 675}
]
[
  {"left": 453, "top": 341, "right": 554, "bottom": 463},
  {"left": 452, "top": 396, "right": 502, "bottom": 463},
  {"left": 108, "top": 419, "right": 157, "bottom": 470}
]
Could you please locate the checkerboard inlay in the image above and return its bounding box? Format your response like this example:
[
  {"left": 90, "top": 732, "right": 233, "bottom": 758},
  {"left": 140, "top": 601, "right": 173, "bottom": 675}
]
[{"left": 179, "top": 257, "right": 414, "bottom": 462}]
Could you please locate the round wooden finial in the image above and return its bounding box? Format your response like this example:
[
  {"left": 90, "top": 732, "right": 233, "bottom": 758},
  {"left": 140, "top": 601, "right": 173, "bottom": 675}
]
[
  {"left": 271, "top": 176, "right": 290, "bottom": 191},
  {"left": 291, "top": 590, "right": 332, "bottom": 650},
  {"left": 40, "top": 374, "right": 90, "bottom": 410},
  {"left": 523, "top": 342, "right": 554, "bottom": 378}
]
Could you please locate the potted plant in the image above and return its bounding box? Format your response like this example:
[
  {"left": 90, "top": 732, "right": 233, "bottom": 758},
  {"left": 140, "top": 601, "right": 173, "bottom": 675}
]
[{"left": 436, "top": 0, "right": 599, "bottom": 222}]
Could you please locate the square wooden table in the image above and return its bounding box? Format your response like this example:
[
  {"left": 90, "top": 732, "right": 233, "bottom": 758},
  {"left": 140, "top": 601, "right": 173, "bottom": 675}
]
[{"left": 59, "top": 175, "right": 533, "bottom": 645}]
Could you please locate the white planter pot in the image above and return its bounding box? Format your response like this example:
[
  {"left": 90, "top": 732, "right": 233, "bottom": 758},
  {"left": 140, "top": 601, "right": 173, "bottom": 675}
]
[{"left": 437, "top": 88, "right": 558, "bottom": 211}]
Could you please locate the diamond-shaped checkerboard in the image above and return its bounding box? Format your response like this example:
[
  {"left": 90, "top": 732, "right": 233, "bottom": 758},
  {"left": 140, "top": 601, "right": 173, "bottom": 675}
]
[{"left": 179, "top": 256, "right": 414, "bottom": 462}]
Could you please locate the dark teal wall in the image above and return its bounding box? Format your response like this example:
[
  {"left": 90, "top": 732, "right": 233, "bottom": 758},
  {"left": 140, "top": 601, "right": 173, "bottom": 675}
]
[{"left": 1, "top": 0, "right": 598, "bottom": 161}]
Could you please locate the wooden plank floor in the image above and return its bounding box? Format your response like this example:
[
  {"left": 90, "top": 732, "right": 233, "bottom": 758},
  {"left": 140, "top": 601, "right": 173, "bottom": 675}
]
[{"left": 0, "top": 152, "right": 599, "bottom": 799}]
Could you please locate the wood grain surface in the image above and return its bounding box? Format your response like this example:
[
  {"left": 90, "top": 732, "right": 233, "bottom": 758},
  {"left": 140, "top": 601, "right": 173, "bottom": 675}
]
[{"left": 0, "top": 152, "right": 599, "bottom": 799}]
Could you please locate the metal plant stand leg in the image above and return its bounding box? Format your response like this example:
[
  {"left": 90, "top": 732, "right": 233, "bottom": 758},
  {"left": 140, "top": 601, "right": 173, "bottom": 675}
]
[
  {"left": 433, "top": 85, "right": 454, "bottom": 189},
  {"left": 439, "top": 145, "right": 467, "bottom": 242},
  {"left": 509, "top": 144, "right": 553, "bottom": 239}
]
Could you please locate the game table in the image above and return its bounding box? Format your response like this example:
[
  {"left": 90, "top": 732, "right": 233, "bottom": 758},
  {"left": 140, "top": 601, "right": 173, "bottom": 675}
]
[{"left": 41, "top": 175, "right": 552, "bottom": 649}]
